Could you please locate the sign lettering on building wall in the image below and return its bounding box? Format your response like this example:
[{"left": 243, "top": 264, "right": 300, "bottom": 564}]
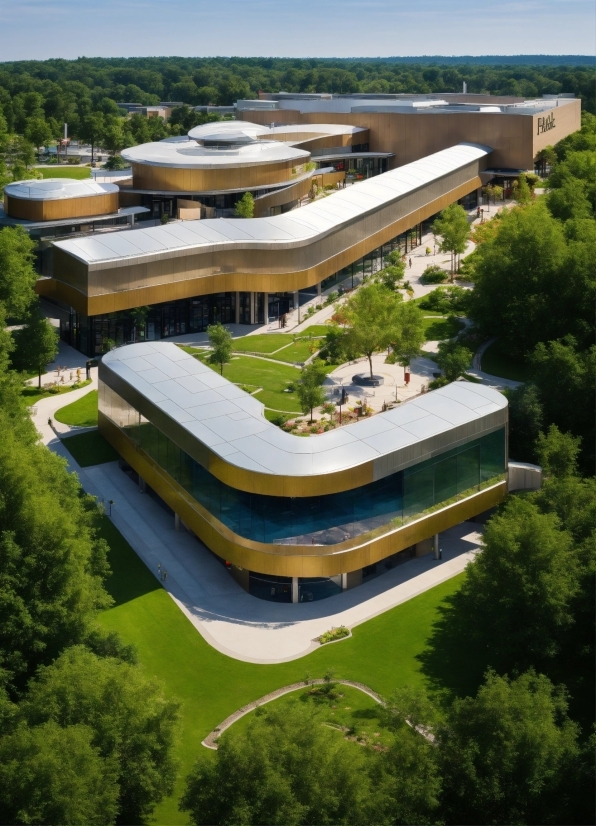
[{"left": 537, "top": 113, "right": 556, "bottom": 135}]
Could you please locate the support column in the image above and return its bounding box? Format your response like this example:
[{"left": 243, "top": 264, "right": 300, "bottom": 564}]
[
  {"left": 433, "top": 533, "right": 440, "bottom": 560},
  {"left": 317, "top": 281, "right": 322, "bottom": 297},
  {"left": 294, "top": 291, "right": 300, "bottom": 324},
  {"left": 292, "top": 577, "right": 299, "bottom": 603},
  {"left": 139, "top": 477, "right": 147, "bottom": 493},
  {"left": 249, "top": 292, "right": 255, "bottom": 325},
  {"left": 263, "top": 292, "right": 269, "bottom": 323},
  {"left": 234, "top": 292, "right": 240, "bottom": 325},
  {"left": 341, "top": 573, "right": 348, "bottom": 591}
]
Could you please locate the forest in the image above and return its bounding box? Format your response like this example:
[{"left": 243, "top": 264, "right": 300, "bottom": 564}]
[{"left": 0, "top": 57, "right": 593, "bottom": 143}]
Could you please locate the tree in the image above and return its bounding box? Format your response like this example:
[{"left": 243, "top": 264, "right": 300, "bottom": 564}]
[
  {"left": 504, "top": 383, "right": 543, "bottom": 463},
  {"left": 11, "top": 307, "right": 59, "bottom": 388},
  {"left": 207, "top": 322, "right": 233, "bottom": 375},
  {"left": 535, "top": 424, "right": 581, "bottom": 479},
  {"left": 0, "top": 226, "right": 38, "bottom": 320},
  {"left": 180, "top": 701, "right": 371, "bottom": 826},
  {"left": 0, "top": 420, "right": 112, "bottom": 693},
  {"left": 438, "top": 670, "right": 582, "bottom": 826},
  {"left": 234, "top": 191, "right": 255, "bottom": 218},
  {"left": 24, "top": 116, "right": 53, "bottom": 158},
  {"left": 343, "top": 282, "right": 404, "bottom": 378},
  {"left": 512, "top": 172, "right": 533, "bottom": 204},
  {"left": 103, "top": 154, "right": 129, "bottom": 170},
  {"left": 21, "top": 646, "right": 179, "bottom": 824},
  {"left": 296, "top": 359, "right": 327, "bottom": 422},
  {"left": 78, "top": 112, "right": 105, "bottom": 162},
  {"left": 433, "top": 338, "right": 472, "bottom": 381},
  {"left": 102, "top": 115, "right": 129, "bottom": 155},
  {"left": 0, "top": 720, "right": 119, "bottom": 825},
  {"left": 390, "top": 301, "right": 425, "bottom": 369},
  {"left": 467, "top": 201, "right": 569, "bottom": 359},
  {"left": 451, "top": 497, "right": 578, "bottom": 671},
  {"left": 433, "top": 204, "right": 471, "bottom": 278},
  {"left": 547, "top": 178, "right": 592, "bottom": 221}
]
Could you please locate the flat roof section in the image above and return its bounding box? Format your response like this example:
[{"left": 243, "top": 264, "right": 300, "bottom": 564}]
[
  {"left": 101, "top": 342, "right": 507, "bottom": 490},
  {"left": 5, "top": 179, "right": 119, "bottom": 201},
  {"left": 55, "top": 142, "right": 490, "bottom": 267}
]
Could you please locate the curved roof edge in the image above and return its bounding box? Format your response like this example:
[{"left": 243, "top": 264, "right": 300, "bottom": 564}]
[{"left": 100, "top": 342, "right": 507, "bottom": 495}]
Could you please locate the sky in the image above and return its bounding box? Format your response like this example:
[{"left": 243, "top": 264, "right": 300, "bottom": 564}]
[{"left": 0, "top": 0, "right": 593, "bottom": 61}]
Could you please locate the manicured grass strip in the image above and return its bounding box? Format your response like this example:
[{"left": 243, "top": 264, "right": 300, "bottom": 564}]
[
  {"left": 54, "top": 390, "right": 98, "bottom": 427},
  {"left": 423, "top": 316, "right": 465, "bottom": 340},
  {"left": 38, "top": 166, "right": 92, "bottom": 179},
  {"left": 481, "top": 338, "right": 530, "bottom": 381},
  {"left": 267, "top": 339, "right": 323, "bottom": 363},
  {"left": 297, "top": 324, "right": 332, "bottom": 337},
  {"left": 232, "top": 334, "right": 295, "bottom": 354},
  {"left": 22, "top": 380, "right": 91, "bottom": 407},
  {"left": 219, "top": 356, "right": 301, "bottom": 411},
  {"left": 96, "top": 512, "right": 466, "bottom": 823},
  {"left": 61, "top": 430, "right": 118, "bottom": 467}
]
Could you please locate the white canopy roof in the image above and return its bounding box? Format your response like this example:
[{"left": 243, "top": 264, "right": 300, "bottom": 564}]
[
  {"left": 121, "top": 138, "right": 309, "bottom": 168},
  {"left": 5, "top": 178, "right": 118, "bottom": 201},
  {"left": 55, "top": 143, "right": 490, "bottom": 267},
  {"left": 102, "top": 342, "right": 507, "bottom": 480}
]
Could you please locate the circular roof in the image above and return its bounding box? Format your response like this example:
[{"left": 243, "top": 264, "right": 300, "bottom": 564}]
[
  {"left": 121, "top": 139, "right": 309, "bottom": 169},
  {"left": 268, "top": 123, "right": 368, "bottom": 138},
  {"left": 5, "top": 178, "right": 119, "bottom": 201},
  {"left": 187, "top": 120, "right": 269, "bottom": 142}
]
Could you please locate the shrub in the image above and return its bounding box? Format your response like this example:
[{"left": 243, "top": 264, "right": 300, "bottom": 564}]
[
  {"left": 419, "top": 286, "right": 469, "bottom": 315},
  {"left": 318, "top": 627, "right": 350, "bottom": 644},
  {"left": 420, "top": 265, "right": 449, "bottom": 284}
]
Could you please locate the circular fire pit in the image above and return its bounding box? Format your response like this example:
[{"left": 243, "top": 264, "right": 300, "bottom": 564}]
[{"left": 352, "top": 373, "right": 384, "bottom": 387}]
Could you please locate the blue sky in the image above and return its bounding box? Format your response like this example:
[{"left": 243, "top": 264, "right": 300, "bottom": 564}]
[{"left": 0, "top": 0, "right": 593, "bottom": 61}]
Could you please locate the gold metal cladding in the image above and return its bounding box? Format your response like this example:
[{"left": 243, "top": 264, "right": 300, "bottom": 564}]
[
  {"left": 48, "top": 171, "right": 483, "bottom": 317},
  {"left": 241, "top": 100, "right": 581, "bottom": 172},
  {"left": 253, "top": 177, "right": 312, "bottom": 217},
  {"left": 99, "top": 412, "right": 506, "bottom": 577},
  {"left": 4, "top": 192, "right": 119, "bottom": 222},
  {"left": 130, "top": 159, "right": 305, "bottom": 193}
]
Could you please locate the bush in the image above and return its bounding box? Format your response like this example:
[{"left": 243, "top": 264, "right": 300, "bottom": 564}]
[
  {"left": 420, "top": 265, "right": 449, "bottom": 284},
  {"left": 318, "top": 627, "right": 350, "bottom": 644},
  {"left": 419, "top": 286, "right": 469, "bottom": 315},
  {"left": 102, "top": 155, "right": 128, "bottom": 170}
]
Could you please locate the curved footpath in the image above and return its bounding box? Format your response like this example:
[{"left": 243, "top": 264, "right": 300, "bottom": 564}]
[{"left": 202, "top": 679, "right": 384, "bottom": 749}]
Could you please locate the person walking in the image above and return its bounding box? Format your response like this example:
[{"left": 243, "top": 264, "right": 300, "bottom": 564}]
[{"left": 408, "top": 257, "right": 412, "bottom": 268}]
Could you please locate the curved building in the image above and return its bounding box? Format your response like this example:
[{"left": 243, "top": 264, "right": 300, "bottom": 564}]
[
  {"left": 4, "top": 178, "right": 119, "bottom": 222},
  {"left": 99, "top": 341, "right": 508, "bottom": 600},
  {"left": 51, "top": 143, "right": 489, "bottom": 319}
]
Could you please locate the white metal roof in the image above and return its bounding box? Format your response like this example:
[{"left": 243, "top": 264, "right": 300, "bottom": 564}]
[
  {"left": 266, "top": 123, "right": 368, "bottom": 137},
  {"left": 5, "top": 178, "right": 119, "bottom": 201},
  {"left": 187, "top": 120, "right": 269, "bottom": 141},
  {"left": 55, "top": 143, "right": 489, "bottom": 267},
  {"left": 121, "top": 138, "right": 309, "bottom": 169},
  {"left": 102, "top": 342, "right": 507, "bottom": 479}
]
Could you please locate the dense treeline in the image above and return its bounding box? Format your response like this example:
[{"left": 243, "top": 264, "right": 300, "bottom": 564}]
[
  {"left": 0, "top": 57, "right": 593, "bottom": 143},
  {"left": 0, "top": 235, "right": 179, "bottom": 824},
  {"left": 466, "top": 112, "right": 596, "bottom": 473}
]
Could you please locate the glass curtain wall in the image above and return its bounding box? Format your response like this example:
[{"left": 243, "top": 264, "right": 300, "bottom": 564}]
[{"left": 101, "top": 384, "right": 506, "bottom": 547}]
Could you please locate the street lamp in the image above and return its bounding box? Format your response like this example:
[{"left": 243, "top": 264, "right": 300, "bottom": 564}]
[{"left": 108, "top": 500, "right": 114, "bottom": 516}]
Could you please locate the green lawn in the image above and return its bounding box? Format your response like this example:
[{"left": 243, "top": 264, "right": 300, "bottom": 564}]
[
  {"left": 54, "top": 390, "right": 98, "bottom": 427},
  {"left": 96, "top": 511, "right": 465, "bottom": 824},
  {"left": 221, "top": 684, "right": 393, "bottom": 751},
  {"left": 232, "top": 334, "right": 295, "bottom": 354},
  {"left": 38, "top": 166, "right": 92, "bottom": 179},
  {"left": 267, "top": 339, "right": 323, "bottom": 364},
  {"left": 22, "top": 379, "right": 91, "bottom": 407},
  {"left": 423, "top": 316, "right": 465, "bottom": 340},
  {"left": 61, "top": 430, "right": 119, "bottom": 467},
  {"left": 219, "top": 357, "right": 302, "bottom": 412},
  {"left": 481, "top": 338, "right": 531, "bottom": 382}
]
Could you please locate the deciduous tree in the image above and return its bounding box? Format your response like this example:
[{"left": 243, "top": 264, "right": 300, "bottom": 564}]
[{"left": 207, "top": 322, "right": 233, "bottom": 375}]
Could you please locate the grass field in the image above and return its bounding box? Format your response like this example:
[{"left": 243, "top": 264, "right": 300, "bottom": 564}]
[
  {"left": 481, "top": 338, "right": 530, "bottom": 382},
  {"left": 221, "top": 684, "right": 393, "bottom": 751},
  {"left": 96, "top": 512, "right": 465, "bottom": 824},
  {"left": 218, "top": 356, "right": 302, "bottom": 412},
  {"left": 422, "top": 316, "right": 465, "bottom": 340},
  {"left": 54, "top": 389, "right": 99, "bottom": 427},
  {"left": 61, "top": 430, "right": 119, "bottom": 466},
  {"left": 22, "top": 379, "right": 91, "bottom": 407},
  {"left": 38, "top": 166, "right": 92, "bottom": 179}
]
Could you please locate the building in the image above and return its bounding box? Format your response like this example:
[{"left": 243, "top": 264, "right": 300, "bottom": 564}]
[
  {"left": 99, "top": 341, "right": 509, "bottom": 602},
  {"left": 7, "top": 90, "right": 577, "bottom": 354}
]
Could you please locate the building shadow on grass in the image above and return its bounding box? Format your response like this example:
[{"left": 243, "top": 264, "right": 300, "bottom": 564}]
[{"left": 97, "top": 515, "right": 162, "bottom": 607}]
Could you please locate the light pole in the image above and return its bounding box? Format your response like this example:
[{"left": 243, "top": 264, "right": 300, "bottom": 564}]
[{"left": 108, "top": 499, "right": 114, "bottom": 516}]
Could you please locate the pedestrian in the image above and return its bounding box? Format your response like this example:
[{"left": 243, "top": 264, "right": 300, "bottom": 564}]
[
  {"left": 163, "top": 569, "right": 168, "bottom": 582},
  {"left": 47, "top": 417, "right": 52, "bottom": 428},
  {"left": 158, "top": 562, "right": 162, "bottom": 580},
  {"left": 408, "top": 257, "right": 412, "bottom": 268}
]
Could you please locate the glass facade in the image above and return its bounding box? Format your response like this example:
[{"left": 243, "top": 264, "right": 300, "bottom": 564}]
[{"left": 101, "top": 384, "right": 506, "bottom": 547}]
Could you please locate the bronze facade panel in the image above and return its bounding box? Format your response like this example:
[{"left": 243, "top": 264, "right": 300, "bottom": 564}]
[{"left": 5, "top": 192, "right": 119, "bottom": 222}]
